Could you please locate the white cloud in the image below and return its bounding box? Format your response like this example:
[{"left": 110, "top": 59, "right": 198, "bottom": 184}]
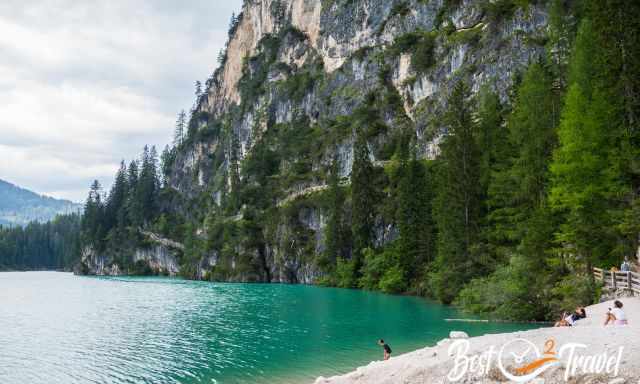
[{"left": 0, "top": 0, "right": 243, "bottom": 202}]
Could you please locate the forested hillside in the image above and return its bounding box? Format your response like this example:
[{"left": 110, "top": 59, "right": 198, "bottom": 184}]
[
  {"left": 16, "top": 0, "right": 637, "bottom": 321},
  {"left": 0, "top": 179, "right": 81, "bottom": 227},
  {"left": 0, "top": 214, "right": 81, "bottom": 270}
]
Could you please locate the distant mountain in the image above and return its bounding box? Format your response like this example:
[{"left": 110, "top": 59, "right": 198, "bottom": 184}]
[{"left": 0, "top": 179, "right": 82, "bottom": 226}]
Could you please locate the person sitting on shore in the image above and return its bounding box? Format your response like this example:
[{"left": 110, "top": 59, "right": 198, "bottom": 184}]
[
  {"left": 604, "top": 300, "right": 628, "bottom": 326},
  {"left": 378, "top": 339, "right": 392, "bottom": 361},
  {"left": 554, "top": 306, "right": 587, "bottom": 327}
]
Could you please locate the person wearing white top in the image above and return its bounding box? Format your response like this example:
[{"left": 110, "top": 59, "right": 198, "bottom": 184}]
[{"left": 604, "top": 300, "right": 628, "bottom": 326}]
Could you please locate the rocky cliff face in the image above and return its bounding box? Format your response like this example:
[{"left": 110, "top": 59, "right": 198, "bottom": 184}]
[
  {"left": 125, "top": 0, "right": 551, "bottom": 281},
  {"left": 76, "top": 232, "right": 182, "bottom": 276}
]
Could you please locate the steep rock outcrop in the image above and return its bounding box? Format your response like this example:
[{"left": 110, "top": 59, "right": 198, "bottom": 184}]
[
  {"left": 76, "top": 232, "right": 182, "bottom": 276},
  {"left": 163, "top": 0, "right": 551, "bottom": 282}
]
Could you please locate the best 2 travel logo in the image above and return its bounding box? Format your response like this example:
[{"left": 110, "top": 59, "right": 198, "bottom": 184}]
[{"left": 447, "top": 337, "right": 624, "bottom": 382}]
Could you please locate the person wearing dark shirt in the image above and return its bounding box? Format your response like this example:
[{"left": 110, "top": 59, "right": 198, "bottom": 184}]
[
  {"left": 378, "top": 339, "right": 392, "bottom": 360},
  {"left": 554, "top": 306, "right": 586, "bottom": 327}
]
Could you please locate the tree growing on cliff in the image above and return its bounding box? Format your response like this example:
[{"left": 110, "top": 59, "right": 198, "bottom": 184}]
[
  {"left": 180, "top": 222, "right": 202, "bottom": 279},
  {"left": 174, "top": 110, "right": 186, "bottom": 147},
  {"left": 321, "top": 156, "right": 346, "bottom": 272}
]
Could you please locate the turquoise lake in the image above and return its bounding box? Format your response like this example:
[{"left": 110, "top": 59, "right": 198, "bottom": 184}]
[{"left": 0, "top": 272, "right": 540, "bottom": 383}]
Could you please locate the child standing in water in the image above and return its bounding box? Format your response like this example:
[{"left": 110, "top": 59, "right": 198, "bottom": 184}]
[{"left": 378, "top": 339, "right": 392, "bottom": 360}]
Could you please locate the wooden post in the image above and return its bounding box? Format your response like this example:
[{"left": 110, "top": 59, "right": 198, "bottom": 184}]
[
  {"left": 627, "top": 272, "right": 632, "bottom": 289},
  {"left": 612, "top": 271, "right": 617, "bottom": 290}
]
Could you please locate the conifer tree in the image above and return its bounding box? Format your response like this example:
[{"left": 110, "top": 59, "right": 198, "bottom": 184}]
[
  {"left": 82, "top": 180, "right": 105, "bottom": 248},
  {"left": 351, "top": 128, "right": 378, "bottom": 276},
  {"left": 546, "top": 0, "right": 575, "bottom": 91},
  {"left": 458, "top": 52, "right": 576, "bottom": 321},
  {"left": 174, "top": 110, "right": 186, "bottom": 146},
  {"left": 160, "top": 145, "right": 171, "bottom": 186},
  {"left": 487, "top": 63, "right": 558, "bottom": 253},
  {"left": 136, "top": 146, "right": 160, "bottom": 225},
  {"left": 431, "top": 81, "right": 483, "bottom": 303},
  {"left": 550, "top": 19, "right": 626, "bottom": 268},
  {"left": 105, "top": 161, "right": 129, "bottom": 230},
  {"left": 195, "top": 81, "right": 202, "bottom": 98},
  {"left": 396, "top": 138, "right": 433, "bottom": 283},
  {"left": 127, "top": 160, "right": 141, "bottom": 226},
  {"left": 586, "top": 0, "right": 640, "bottom": 258},
  {"left": 322, "top": 156, "right": 345, "bottom": 271},
  {"left": 475, "top": 86, "right": 506, "bottom": 194},
  {"left": 226, "top": 134, "right": 242, "bottom": 213}
]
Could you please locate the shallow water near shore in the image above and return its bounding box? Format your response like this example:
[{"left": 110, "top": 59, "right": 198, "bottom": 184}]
[{"left": 0, "top": 271, "right": 541, "bottom": 383}]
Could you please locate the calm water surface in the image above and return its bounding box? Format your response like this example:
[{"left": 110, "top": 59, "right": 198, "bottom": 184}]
[{"left": 0, "top": 272, "right": 540, "bottom": 383}]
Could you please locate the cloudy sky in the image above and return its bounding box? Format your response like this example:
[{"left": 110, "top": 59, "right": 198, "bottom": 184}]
[{"left": 0, "top": 0, "right": 243, "bottom": 202}]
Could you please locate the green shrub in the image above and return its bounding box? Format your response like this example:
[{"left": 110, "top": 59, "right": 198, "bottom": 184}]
[
  {"left": 455, "top": 256, "right": 550, "bottom": 320},
  {"left": 549, "top": 274, "right": 601, "bottom": 316},
  {"left": 389, "top": 2, "right": 411, "bottom": 18},
  {"left": 358, "top": 245, "right": 409, "bottom": 294},
  {"left": 280, "top": 71, "right": 315, "bottom": 102},
  {"left": 335, "top": 257, "right": 358, "bottom": 288},
  {"left": 379, "top": 265, "right": 407, "bottom": 293},
  {"left": 352, "top": 46, "right": 373, "bottom": 61},
  {"left": 388, "top": 32, "right": 423, "bottom": 56},
  {"left": 482, "top": 0, "right": 517, "bottom": 24},
  {"left": 359, "top": 247, "right": 389, "bottom": 289},
  {"left": 411, "top": 34, "right": 436, "bottom": 73},
  {"left": 388, "top": 31, "right": 437, "bottom": 74}
]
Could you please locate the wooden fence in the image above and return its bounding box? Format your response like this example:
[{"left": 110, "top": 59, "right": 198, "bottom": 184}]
[{"left": 593, "top": 267, "right": 640, "bottom": 295}]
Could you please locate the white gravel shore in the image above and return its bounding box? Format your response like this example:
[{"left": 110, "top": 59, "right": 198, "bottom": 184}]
[{"left": 315, "top": 297, "right": 640, "bottom": 383}]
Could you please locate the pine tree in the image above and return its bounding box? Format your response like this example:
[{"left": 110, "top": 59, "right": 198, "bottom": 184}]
[
  {"left": 226, "top": 134, "right": 242, "bottom": 213},
  {"left": 351, "top": 128, "right": 378, "bottom": 277},
  {"left": 82, "top": 180, "right": 105, "bottom": 248},
  {"left": 550, "top": 18, "right": 627, "bottom": 269},
  {"left": 228, "top": 12, "right": 238, "bottom": 37},
  {"left": 127, "top": 160, "right": 141, "bottom": 226},
  {"left": 322, "top": 156, "right": 345, "bottom": 271},
  {"left": 174, "top": 110, "right": 186, "bottom": 146},
  {"left": 475, "top": 86, "right": 506, "bottom": 194},
  {"left": 487, "top": 63, "right": 559, "bottom": 253},
  {"left": 195, "top": 81, "right": 202, "bottom": 98},
  {"left": 480, "top": 64, "right": 560, "bottom": 312},
  {"left": 160, "top": 145, "right": 175, "bottom": 185},
  {"left": 431, "top": 81, "right": 483, "bottom": 304},
  {"left": 395, "top": 137, "right": 434, "bottom": 283},
  {"left": 585, "top": 0, "right": 640, "bottom": 259},
  {"left": 105, "top": 161, "right": 129, "bottom": 231},
  {"left": 546, "top": 0, "right": 576, "bottom": 91},
  {"left": 136, "top": 146, "right": 160, "bottom": 225},
  {"left": 475, "top": 86, "right": 511, "bottom": 261}
]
